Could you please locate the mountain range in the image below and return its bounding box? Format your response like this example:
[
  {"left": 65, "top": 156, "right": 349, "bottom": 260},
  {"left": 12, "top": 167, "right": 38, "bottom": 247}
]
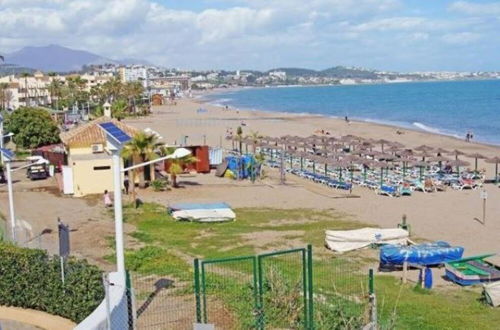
[{"left": 0, "top": 44, "right": 152, "bottom": 73}]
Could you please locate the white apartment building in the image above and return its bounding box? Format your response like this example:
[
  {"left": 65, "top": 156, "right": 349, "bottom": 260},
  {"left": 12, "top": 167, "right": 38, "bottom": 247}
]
[
  {"left": 0, "top": 71, "right": 55, "bottom": 109},
  {"left": 269, "top": 71, "right": 287, "bottom": 80},
  {"left": 118, "top": 66, "right": 148, "bottom": 88}
]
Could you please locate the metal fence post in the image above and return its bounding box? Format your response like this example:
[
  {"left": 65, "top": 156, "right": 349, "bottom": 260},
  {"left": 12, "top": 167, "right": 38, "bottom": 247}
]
[
  {"left": 307, "top": 244, "right": 314, "bottom": 329},
  {"left": 103, "top": 273, "right": 111, "bottom": 330},
  {"left": 194, "top": 258, "right": 202, "bottom": 323},
  {"left": 368, "top": 269, "right": 377, "bottom": 329}
]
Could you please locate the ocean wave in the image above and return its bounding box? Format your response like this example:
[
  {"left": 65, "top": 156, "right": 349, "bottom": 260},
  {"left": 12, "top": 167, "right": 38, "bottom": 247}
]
[
  {"left": 413, "top": 122, "right": 462, "bottom": 139},
  {"left": 413, "top": 122, "right": 442, "bottom": 134}
]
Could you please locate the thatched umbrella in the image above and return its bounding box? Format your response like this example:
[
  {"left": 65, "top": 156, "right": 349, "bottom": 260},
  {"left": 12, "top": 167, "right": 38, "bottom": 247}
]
[
  {"left": 371, "top": 161, "right": 390, "bottom": 187},
  {"left": 399, "top": 156, "right": 415, "bottom": 180},
  {"left": 448, "top": 149, "right": 465, "bottom": 160},
  {"left": 412, "top": 160, "right": 429, "bottom": 181},
  {"left": 357, "top": 159, "right": 373, "bottom": 182},
  {"left": 434, "top": 147, "right": 449, "bottom": 155},
  {"left": 448, "top": 159, "right": 470, "bottom": 178},
  {"left": 485, "top": 156, "right": 500, "bottom": 184},
  {"left": 417, "top": 151, "right": 434, "bottom": 161},
  {"left": 428, "top": 155, "right": 451, "bottom": 171},
  {"left": 415, "top": 145, "right": 434, "bottom": 152},
  {"left": 377, "top": 139, "right": 391, "bottom": 152},
  {"left": 466, "top": 152, "right": 486, "bottom": 173}
]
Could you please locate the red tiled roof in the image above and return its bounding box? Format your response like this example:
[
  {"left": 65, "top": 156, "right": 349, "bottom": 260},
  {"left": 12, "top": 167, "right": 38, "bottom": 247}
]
[{"left": 60, "top": 117, "right": 139, "bottom": 148}]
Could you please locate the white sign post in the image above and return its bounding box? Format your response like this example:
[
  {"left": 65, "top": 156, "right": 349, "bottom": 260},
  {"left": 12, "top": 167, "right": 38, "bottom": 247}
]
[{"left": 480, "top": 189, "right": 488, "bottom": 225}]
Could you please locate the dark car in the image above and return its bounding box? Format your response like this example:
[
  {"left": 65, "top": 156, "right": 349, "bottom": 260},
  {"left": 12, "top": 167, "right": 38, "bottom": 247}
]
[{"left": 27, "top": 164, "right": 48, "bottom": 180}]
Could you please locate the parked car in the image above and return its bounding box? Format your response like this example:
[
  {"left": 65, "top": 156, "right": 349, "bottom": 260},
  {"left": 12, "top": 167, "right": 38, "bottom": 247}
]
[{"left": 27, "top": 164, "right": 48, "bottom": 180}]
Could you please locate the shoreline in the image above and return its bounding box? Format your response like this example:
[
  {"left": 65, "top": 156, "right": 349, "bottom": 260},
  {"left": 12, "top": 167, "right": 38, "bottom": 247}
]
[
  {"left": 195, "top": 96, "right": 500, "bottom": 150},
  {"left": 196, "top": 80, "right": 500, "bottom": 147}
]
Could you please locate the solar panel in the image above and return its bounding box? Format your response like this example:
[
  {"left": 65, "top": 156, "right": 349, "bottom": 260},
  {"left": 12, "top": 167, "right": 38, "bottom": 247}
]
[
  {"left": 0, "top": 148, "right": 15, "bottom": 160},
  {"left": 99, "top": 122, "right": 131, "bottom": 144}
]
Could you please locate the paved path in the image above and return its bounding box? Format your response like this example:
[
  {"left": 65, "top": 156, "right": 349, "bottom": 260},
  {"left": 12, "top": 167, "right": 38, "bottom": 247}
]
[{"left": 0, "top": 306, "right": 75, "bottom": 330}]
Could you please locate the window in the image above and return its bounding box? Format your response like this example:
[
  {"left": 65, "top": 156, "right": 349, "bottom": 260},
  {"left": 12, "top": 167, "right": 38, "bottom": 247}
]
[{"left": 93, "top": 166, "right": 111, "bottom": 171}]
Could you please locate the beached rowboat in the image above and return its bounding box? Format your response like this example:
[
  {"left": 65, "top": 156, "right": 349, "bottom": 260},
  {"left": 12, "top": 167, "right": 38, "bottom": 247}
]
[{"left": 445, "top": 254, "right": 500, "bottom": 286}]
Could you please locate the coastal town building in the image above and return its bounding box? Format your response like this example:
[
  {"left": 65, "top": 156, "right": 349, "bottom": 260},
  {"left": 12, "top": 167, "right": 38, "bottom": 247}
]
[
  {"left": 0, "top": 71, "right": 55, "bottom": 109},
  {"left": 59, "top": 117, "right": 138, "bottom": 197},
  {"left": 118, "top": 65, "right": 148, "bottom": 88}
]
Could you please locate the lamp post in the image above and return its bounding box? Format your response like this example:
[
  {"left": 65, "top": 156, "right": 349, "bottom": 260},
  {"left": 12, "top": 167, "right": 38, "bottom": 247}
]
[
  {"left": 99, "top": 122, "right": 179, "bottom": 274},
  {"left": 0, "top": 149, "right": 41, "bottom": 242}
]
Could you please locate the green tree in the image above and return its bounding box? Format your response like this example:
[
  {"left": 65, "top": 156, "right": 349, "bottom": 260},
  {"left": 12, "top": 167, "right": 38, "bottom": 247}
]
[
  {"left": 5, "top": 107, "right": 60, "bottom": 149},
  {"left": 236, "top": 126, "right": 243, "bottom": 154},
  {"left": 159, "top": 146, "right": 198, "bottom": 188},
  {"left": 121, "top": 132, "right": 163, "bottom": 201},
  {"left": 0, "top": 83, "right": 13, "bottom": 111}
]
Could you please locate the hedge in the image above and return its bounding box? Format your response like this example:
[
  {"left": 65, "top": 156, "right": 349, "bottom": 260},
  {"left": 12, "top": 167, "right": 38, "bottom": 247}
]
[{"left": 0, "top": 242, "right": 104, "bottom": 323}]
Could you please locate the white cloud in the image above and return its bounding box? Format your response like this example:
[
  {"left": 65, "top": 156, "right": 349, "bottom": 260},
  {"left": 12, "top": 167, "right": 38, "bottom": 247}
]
[
  {"left": 448, "top": 1, "right": 500, "bottom": 16},
  {"left": 0, "top": 0, "right": 498, "bottom": 71},
  {"left": 442, "top": 32, "right": 482, "bottom": 45}
]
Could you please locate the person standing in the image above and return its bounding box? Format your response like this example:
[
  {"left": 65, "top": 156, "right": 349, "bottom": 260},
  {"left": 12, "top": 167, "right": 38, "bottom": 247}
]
[
  {"left": 124, "top": 174, "right": 130, "bottom": 195},
  {"left": 104, "top": 190, "right": 113, "bottom": 207}
]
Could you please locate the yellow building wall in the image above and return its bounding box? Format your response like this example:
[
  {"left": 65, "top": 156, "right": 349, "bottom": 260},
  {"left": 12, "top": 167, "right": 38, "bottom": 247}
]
[
  {"left": 69, "top": 156, "right": 123, "bottom": 197},
  {"left": 70, "top": 146, "right": 101, "bottom": 155}
]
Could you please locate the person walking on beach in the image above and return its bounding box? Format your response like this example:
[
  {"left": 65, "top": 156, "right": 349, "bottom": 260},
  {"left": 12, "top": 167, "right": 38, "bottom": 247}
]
[
  {"left": 465, "top": 132, "right": 470, "bottom": 142},
  {"left": 124, "top": 174, "right": 130, "bottom": 195},
  {"left": 104, "top": 190, "right": 113, "bottom": 207}
]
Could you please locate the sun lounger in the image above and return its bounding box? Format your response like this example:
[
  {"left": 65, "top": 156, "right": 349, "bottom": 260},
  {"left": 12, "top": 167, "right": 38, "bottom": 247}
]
[{"left": 377, "top": 185, "right": 400, "bottom": 197}]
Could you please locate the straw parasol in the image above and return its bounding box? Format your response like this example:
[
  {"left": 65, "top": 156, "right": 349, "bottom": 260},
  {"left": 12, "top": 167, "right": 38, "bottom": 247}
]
[
  {"left": 466, "top": 152, "right": 486, "bottom": 173},
  {"left": 434, "top": 147, "right": 449, "bottom": 155},
  {"left": 371, "top": 161, "right": 390, "bottom": 187},
  {"left": 448, "top": 159, "right": 470, "bottom": 178},
  {"left": 414, "top": 145, "right": 434, "bottom": 152},
  {"left": 428, "top": 155, "right": 451, "bottom": 171},
  {"left": 411, "top": 160, "right": 429, "bottom": 181},
  {"left": 485, "top": 156, "right": 500, "bottom": 184},
  {"left": 377, "top": 139, "right": 392, "bottom": 152},
  {"left": 416, "top": 151, "right": 434, "bottom": 161},
  {"left": 448, "top": 149, "right": 465, "bottom": 160}
]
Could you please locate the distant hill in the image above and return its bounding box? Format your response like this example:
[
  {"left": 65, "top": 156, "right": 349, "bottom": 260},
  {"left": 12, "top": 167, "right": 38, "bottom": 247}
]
[
  {"left": 1, "top": 44, "right": 153, "bottom": 73},
  {"left": 264, "top": 66, "right": 378, "bottom": 79},
  {"left": 267, "top": 67, "right": 318, "bottom": 76},
  {"left": 320, "top": 66, "right": 378, "bottom": 79}
]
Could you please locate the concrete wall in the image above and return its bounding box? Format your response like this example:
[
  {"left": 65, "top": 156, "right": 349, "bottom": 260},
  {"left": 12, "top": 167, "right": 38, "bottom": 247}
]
[
  {"left": 69, "top": 156, "right": 118, "bottom": 197},
  {"left": 74, "top": 272, "right": 129, "bottom": 330}
]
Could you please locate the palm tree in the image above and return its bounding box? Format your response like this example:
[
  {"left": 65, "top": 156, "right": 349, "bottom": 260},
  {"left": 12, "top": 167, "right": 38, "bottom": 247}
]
[
  {"left": 0, "top": 83, "right": 9, "bottom": 110},
  {"left": 159, "top": 146, "right": 198, "bottom": 188},
  {"left": 121, "top": 132, "right": 163, "bottom": 201},
  {"left": 236, "top": 126, "right": 244, "bottom": 154},
  {"left": 247, "top": 130, "right": 262, "bottom": 154},
  {"left": 48, "top": 78, "right": 63, "bottom": 109}
]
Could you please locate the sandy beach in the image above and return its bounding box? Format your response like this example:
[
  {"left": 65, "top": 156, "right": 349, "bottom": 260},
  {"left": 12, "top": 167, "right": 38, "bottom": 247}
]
[{"left": 124, "top": 97, "right": 500, "bottom": 258}]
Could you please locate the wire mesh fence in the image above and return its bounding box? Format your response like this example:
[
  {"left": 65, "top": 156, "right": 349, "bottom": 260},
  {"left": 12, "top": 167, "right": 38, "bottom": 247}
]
[
  {"left": 193, "top": 246, "right": 370, "bottom": 330},
  {"left": 129, "top": 271, "right": 196, "bottom": 329},
  {"left": 312, "top": 255, "right": 370, "bottom": 329}
]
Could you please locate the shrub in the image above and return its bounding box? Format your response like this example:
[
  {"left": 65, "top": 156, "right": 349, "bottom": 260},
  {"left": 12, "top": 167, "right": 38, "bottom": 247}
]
[
  {"left": 0, "top": 242, "right": 104, "bottom": 322},
  {"left": 150, "top": 179, "right": 167, "bottom": 192}
]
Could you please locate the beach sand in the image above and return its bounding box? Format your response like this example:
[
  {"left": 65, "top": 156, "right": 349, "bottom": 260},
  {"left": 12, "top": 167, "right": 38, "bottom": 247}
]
[{"left": 124, "top": 98, "right": 500, "bottom": 258}]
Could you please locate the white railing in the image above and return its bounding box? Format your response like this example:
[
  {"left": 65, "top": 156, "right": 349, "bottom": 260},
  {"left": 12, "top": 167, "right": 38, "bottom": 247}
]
[{"left": 74, "top": 272, "right": 129, "bottom": 330}]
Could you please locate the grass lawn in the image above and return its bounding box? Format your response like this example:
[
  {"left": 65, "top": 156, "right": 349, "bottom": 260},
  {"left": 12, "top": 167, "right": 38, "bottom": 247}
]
[{"left": 121, "top": 203, "right": 500, "bottom": 329}]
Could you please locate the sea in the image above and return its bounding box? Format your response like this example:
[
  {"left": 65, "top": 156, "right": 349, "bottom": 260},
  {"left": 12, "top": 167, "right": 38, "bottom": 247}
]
[{"left": 203, "top": 79, "right": 500, "bottom": 145}]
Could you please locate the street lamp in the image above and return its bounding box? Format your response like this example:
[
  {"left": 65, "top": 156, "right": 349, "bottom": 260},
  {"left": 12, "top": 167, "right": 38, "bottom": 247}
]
[
  {"left": 0, "top": 148, "right": 45, "bottom": 242},
  {"left": 98, "top": 121, "right": 188, "bottom": 275}
]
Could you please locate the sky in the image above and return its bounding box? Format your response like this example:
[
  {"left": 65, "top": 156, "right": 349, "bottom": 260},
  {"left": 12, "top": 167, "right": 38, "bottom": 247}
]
[{"left": 0, "top": 0, "right": 499, "bottom": 72}]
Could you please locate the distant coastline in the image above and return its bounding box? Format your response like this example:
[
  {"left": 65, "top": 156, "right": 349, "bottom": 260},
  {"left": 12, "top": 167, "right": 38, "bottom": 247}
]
[{"left": 199, "top": 79, "right": 500, "bottom": 146}]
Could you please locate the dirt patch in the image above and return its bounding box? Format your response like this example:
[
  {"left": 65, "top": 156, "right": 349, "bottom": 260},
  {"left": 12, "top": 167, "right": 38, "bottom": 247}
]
[
  {"left": 261, "top": 218, "right": 319, "bottom": 227},
  {"left": 240, "top": 230, "right": 305, "bottom": 252}
]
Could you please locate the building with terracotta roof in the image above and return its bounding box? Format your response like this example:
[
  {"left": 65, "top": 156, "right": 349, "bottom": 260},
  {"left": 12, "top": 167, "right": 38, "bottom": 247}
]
[{"left": 60, "top": 117, "right": 139, "bottom": 197}]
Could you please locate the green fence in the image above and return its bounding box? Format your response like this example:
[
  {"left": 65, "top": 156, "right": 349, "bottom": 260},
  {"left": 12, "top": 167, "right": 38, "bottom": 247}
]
[
  {"left": 194, "top": 245, "right": 370, "bottom": 329},
  {"left": 194, "top": 245, "right": 314, "bottom": 329}
]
